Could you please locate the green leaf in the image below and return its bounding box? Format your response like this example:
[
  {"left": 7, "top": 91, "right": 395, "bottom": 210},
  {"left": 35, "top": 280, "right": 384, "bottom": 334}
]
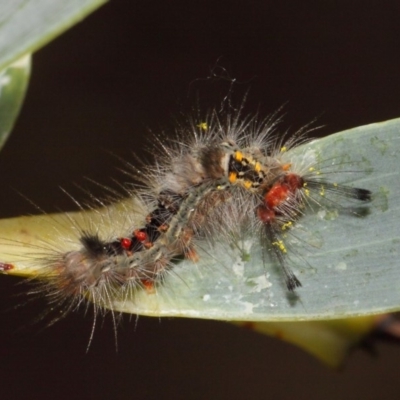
[
  {"left": 0, "top": 0, "right": 108, "bottom": 71},
  {"left": 0, "top": 54, "right": 31, "bottom": 150},
  {"left": 110, "top": 118, "right": 400, "bottom": 320},
  {"left": 0, "top": 118, "right": 399, "bottom": 321}
]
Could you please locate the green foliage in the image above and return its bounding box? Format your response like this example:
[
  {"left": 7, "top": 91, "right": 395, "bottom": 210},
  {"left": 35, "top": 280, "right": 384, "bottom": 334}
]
[
  {"left": 0, "top": 55, "right": 30, "bottom": 150},
  {"left": 0, "top": 0, "right": 107, "bottom": 71},
  {"left": 109, "top": 119, "right": 400, "bottom": 320}
]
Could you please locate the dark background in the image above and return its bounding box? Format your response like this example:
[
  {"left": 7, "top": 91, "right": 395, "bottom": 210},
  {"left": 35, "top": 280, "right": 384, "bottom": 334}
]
[{"left": 1, "top": 1, "right": 400, "bottom": 399}]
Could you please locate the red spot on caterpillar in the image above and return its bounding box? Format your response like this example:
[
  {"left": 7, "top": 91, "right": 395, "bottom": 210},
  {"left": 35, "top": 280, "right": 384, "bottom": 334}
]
[
  {"left": 264, "top": 173, "right": 303, "bottom": 208},
  {"left": 0, "top": 262, "right": 14, "bottom": 272},
  {"left": 285, "top": 173, "right": 303, "bottom": 191},
  {"left": 265, "top": 184, "right": 290, "bottom": 208},
  {"left": 120, "top": 238, "right": 132, "bottom": 250},
  {"left": 141, "top": 279, "right": 155, "bottom": 293},
  {"left": 134, "top": 230, "right": 147, "bottom": 242},
  {"left": 257, "top": 206, "right": 275, "bottom": 224}
]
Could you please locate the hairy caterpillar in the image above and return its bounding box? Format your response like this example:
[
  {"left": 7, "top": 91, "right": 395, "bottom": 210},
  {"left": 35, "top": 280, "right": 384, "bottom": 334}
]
[{"left": 4, "top": 107, "right": 368, "bottom": 322}]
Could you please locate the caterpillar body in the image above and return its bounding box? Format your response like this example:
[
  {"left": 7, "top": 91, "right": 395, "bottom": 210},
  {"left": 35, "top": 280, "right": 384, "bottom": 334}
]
[{"left": 32, "top": 110, "right": 371, "bottom": 318}]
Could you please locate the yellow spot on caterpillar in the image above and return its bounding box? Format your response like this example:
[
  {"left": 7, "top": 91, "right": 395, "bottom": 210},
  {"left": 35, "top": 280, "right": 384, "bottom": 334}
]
[
  {"left": 319, "top": 185, "right": 325, "bottom": 196},
  {"left": 235, "top": 151, "right": 243, "bottom": 162},
  {"left": 282, "top": 163, "right": 291, "bottom": 171},
  {"left": 229, "top": 171, "right": 237, "bottom": 183},
  {"left": 304, "top": 188, "right": 310, "bottom": 197},
  {"left": 309, "top": 167, "right": 315, "bottom": 172},
  {"left": 333, "top": 182, "right": 338, "bottom": 187},
  {"left": 244, "top": 180, "right": 252, "bottom": 189},
  {"left": 281, "top": 146, "right": 287, "bottom": 152},
  {"left": 272, "top": 240, "right": 287, "bottom": 253},
  {"left": 197, "top": 122, "right": 208, "bottom": 131},
  {"left": 254, "top": 162, "right": 261, "bottom": 172}
]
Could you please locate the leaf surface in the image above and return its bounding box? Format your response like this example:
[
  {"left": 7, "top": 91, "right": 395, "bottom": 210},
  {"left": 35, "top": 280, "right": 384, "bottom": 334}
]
[
  {"left": 0, "top": 118, "right": 398, "bottom": 321},
  {"left": 0, "top": 0, "right": 107, "bottom": 71},
  {"left": 0, "top": 54, "right": 30, "bottom": 150}
]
